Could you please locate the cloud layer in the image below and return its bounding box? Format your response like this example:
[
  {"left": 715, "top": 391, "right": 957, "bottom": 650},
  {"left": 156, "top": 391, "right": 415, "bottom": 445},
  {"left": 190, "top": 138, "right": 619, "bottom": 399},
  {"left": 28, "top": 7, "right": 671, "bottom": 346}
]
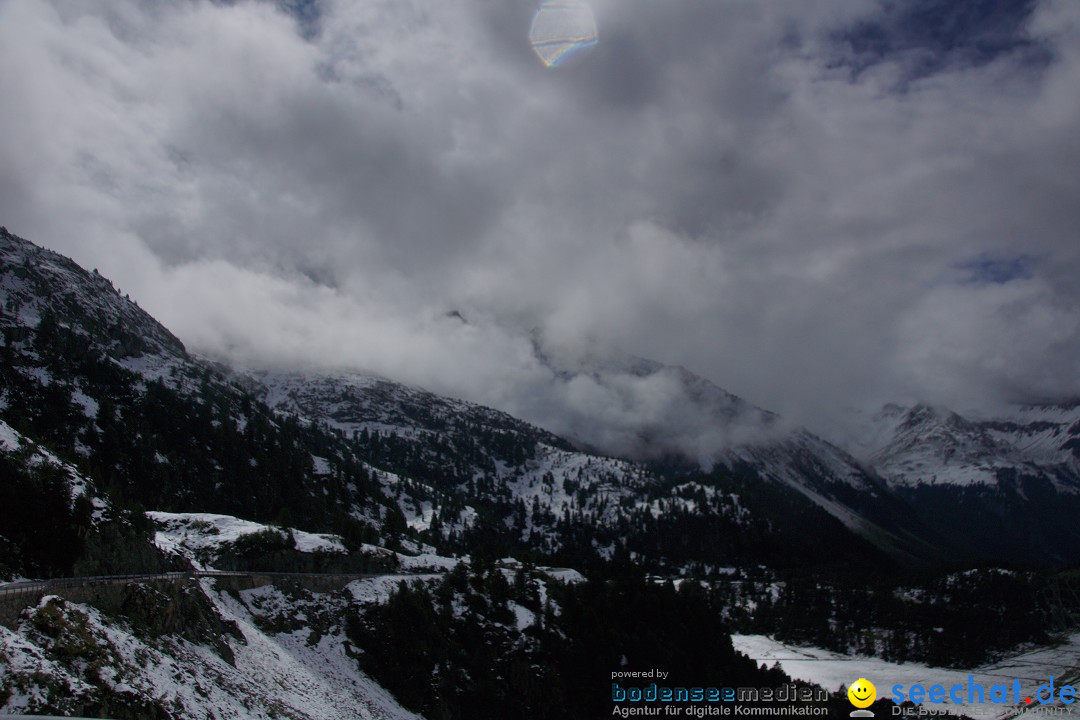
[{"left": 1, "top": 0, "right": 1078, "bottom": 451}]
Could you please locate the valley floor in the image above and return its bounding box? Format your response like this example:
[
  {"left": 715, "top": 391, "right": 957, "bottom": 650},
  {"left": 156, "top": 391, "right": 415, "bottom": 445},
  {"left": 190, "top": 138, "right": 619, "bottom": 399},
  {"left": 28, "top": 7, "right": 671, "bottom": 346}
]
[{"left": 733, "top": 633, "right": 1080, "bottom": 720}]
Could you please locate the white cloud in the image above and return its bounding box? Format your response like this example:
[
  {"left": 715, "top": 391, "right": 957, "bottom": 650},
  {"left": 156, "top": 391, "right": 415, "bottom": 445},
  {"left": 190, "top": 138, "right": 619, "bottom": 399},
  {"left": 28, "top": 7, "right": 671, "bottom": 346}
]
[{"left": 1, "top": 0, "right": 1078, "bottom": 453}]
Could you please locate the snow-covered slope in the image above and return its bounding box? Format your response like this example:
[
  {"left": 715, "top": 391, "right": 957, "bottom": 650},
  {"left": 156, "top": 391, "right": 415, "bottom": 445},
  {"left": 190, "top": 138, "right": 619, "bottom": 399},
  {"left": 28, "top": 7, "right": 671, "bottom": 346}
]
[
  {"left": 252, "top": 370, "right": 662, "bottom": 545},
  {"left": 147, "top": 512, "right": 348, "bottom": 569},
  {"left": 0, "top": 227, "right": 412, "bottom": 567},
  {"left": 0, "top": 585, "right": 423, "bottom": 720},
  {"left": 0, "top": 418, "right": 109, "bottom": 523},
  {"left": 251, "top": 370, "right": 571, "bottom": 449},
  {"left": 0, "top": 227, "right": 184, "bottom": 360},
  {"left": 248, "top": 365, "right": 932, "bottom": 563}
]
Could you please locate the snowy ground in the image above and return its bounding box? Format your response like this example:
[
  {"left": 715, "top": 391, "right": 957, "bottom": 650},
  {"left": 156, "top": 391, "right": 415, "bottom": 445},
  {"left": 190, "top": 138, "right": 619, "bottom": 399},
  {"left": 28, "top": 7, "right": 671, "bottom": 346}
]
[
  {"left": 147, "top": 509, "right": 479, "bottom": 578},
  {"left": 733, "top": 634, "right": 1080, "bottom": 719},
  {"left": 146, "top": 511, "right": 348, "bottom": 569},
  {"left": 393, "top": 550, "right": 461, "bottom": 572},
  {"left": 542, "top": 567, "right": 587, "bottom": 584},
  {"left": 346, "top": 574, "right": 446, "bottom": 606},
  {"left": 207, "top": 580, "right": 422, "bottom": 720}
]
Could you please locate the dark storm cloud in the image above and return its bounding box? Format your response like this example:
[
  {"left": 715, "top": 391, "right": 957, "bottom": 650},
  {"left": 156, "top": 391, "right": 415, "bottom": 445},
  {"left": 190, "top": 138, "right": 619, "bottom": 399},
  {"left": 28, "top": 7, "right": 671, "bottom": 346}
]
[{"left": 1, "top": 0, "right": 1078, "bottom": 454}]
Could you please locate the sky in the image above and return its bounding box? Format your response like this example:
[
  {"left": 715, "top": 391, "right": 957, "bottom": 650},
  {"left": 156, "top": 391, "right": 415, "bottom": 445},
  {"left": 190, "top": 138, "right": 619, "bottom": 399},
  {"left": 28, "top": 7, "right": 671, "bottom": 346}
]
[{"left": 1, "top": 0, "right": 1078, "bottom": 457}]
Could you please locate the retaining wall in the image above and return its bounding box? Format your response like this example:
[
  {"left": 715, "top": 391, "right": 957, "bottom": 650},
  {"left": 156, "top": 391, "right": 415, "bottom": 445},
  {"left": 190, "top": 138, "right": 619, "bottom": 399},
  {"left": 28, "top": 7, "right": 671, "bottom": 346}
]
[{"left": 0, "top": 571, "right": 376, "bottom": 628}]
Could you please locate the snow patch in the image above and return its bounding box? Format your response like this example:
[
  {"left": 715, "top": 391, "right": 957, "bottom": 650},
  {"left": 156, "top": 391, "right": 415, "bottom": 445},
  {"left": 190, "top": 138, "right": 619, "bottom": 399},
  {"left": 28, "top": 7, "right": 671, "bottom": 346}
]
[
  {"left": 70, "top": 389, "right": 99, "bottom": 419},
  {"left": 0, "top": 419, "right": 21, "bottom": 451},
  {"left": 732, "top": 633, "right": 1080, "bottom": 720},
  {"left": 146, "top": 511, "right": 347, "bottom": 569}
]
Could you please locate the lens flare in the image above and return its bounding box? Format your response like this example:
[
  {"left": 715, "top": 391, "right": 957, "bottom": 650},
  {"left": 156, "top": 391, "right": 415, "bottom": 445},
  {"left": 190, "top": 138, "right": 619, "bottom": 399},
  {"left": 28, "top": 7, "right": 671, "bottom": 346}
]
[{"left": 529, "top": 0, "right": 598, "bottom": 68}]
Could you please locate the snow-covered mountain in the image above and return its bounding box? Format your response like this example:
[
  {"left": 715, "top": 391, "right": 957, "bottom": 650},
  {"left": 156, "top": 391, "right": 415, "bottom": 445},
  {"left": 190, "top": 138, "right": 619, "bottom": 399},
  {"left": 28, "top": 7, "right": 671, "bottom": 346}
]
[
  {"left": 983, "top": 402, "right": 1080, "bottom": 475},
  {"left": 247, "top": 370, "right": 699, "bottom": 557},
  {"left": 853, "top": 402, "right": 1080, "bottom": 491},
  {"left": 252, "top": 370, "right": 565, "bottom": 444},
  {"left": 0, "top": 225, "right": 402, "bottom": 578},
  {"left": 842, "top": 402, "right": 1080, "bottom": 564},
  {"left": 242, "top": 365, "right": 935, "bottom": 566}
]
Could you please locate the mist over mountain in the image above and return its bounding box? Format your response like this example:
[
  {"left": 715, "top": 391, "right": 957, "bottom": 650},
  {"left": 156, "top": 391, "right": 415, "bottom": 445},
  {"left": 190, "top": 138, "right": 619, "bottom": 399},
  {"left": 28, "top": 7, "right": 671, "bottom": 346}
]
[{"left": 7, "top": 222, "right": 1080, "bottom": 569}]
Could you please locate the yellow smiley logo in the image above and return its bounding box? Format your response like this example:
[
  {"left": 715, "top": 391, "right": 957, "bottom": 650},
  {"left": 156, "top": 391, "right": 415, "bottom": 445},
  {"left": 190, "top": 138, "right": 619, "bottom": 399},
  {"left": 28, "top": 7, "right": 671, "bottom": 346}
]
[{"left": 848, "top": 678, "right": 876, "bottom": 709}]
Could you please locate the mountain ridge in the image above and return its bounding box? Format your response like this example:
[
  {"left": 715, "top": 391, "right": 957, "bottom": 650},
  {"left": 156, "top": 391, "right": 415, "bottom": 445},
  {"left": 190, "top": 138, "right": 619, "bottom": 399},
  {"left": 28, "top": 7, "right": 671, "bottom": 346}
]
[
  {"left": 852, "top": 401, "right": 1080, "bottom": 490},
  {"left": 4, "top": 223, "right": 1080, "bottom": 573}
]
